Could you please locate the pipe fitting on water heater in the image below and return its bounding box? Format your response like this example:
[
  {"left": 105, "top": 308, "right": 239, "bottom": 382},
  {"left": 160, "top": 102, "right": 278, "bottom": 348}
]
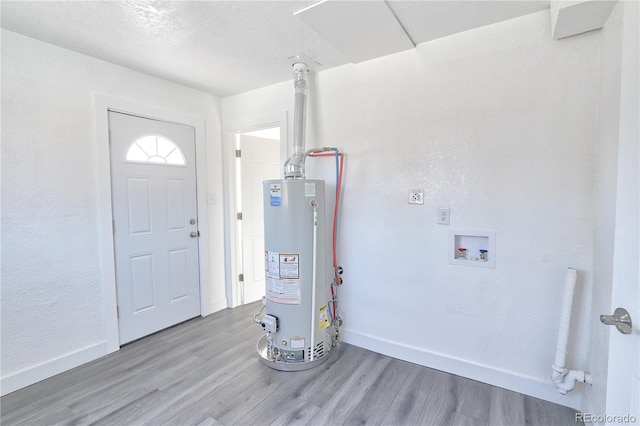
[{"left": 284, "top": 62, "right": 309, "bottom": 179}]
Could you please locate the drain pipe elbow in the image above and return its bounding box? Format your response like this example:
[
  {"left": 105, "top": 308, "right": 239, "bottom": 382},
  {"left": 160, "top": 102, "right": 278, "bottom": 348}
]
[{"left": 552, "top": 365, "right": 592, "bottom": 394}]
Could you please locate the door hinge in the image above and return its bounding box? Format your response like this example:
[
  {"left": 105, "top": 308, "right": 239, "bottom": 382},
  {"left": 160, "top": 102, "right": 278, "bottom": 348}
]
[
  {"left": 235, "top": 149, "right": 242, "bottom": 158},
  {"left": 239, "top": 274, "right": 244, "bottom": 282},
  {"left": 112, "top": 220, "right": 116, "bottom": 233},
  {"left": 117, "top": 306, "right": 120, "bottom": 318},
  {"left": 237, "top": 212, "right": 242, "bottom": 220}
]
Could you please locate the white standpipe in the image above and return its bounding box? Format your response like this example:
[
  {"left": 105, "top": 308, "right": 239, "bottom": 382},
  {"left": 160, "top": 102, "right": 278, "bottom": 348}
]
[{"left": 552, "top": 268, "right": 592, "bottom": 394}]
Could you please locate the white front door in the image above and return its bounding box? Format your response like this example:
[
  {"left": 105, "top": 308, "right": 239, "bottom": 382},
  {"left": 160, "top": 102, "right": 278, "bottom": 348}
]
[
  {"left": 239, "top": 133, "right": 280, "bottom": 304},
  {"left": 109, "top": 111, "right": 201, "bottom": 344}
]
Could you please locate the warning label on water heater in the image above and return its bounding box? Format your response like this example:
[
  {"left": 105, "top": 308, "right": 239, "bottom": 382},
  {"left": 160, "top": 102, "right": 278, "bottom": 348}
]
[
  {"left": 290, "top": 337, "right": 305, "bottom": 349},
  {"left": 265, "top": 277, "right": 300, "bottom": 305},
  {"left": 318, "top": 305, "right": 330, "bottom": 331},
  {"left": 265, "top": 251, "right": 279, "bottom": 276},
  {"left": 265, "top": 251, "right": 301, "bottom": 304},
  {"left": 279, "top": 254, "right": 299, "bottom": 279}
]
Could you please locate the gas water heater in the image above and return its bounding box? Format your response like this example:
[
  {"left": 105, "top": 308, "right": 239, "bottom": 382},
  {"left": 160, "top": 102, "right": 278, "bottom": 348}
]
[
  {"left": 255, "top": 59, "right": 343, "bottom": 371},
  {"left": 257, "top": 179, "right": 331, "bottom": 369}
]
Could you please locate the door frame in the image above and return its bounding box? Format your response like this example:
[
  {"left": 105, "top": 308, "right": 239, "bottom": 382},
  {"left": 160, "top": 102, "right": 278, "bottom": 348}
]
[
  {"left": 222, "top": 112, "right": 288, "bottom": 308},
  {"left": 94, "top": 94, "right": 210, "bottom": 353}
]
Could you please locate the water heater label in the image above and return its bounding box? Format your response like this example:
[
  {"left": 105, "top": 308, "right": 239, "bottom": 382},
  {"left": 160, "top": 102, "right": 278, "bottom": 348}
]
[
  {"left": 265, "top": 251, "right": 279, "bottom": 275},
  {"left": 290, "top": 337, "right": 305, "bottom": 349},
  {"left": 266, "top": 277, "right": 301, "bottom": 305},
  {"left": 305, "top": 182, "right": 316, "bottom": 197},
  {"left": 265, "top": 251, "right": 301, "bottom": 304},
  {"left": 279, "top": 254, "right": 299, "bottom": 279},
  {"left": 270, "top": 183, "right": 282, "bottom": 206},
  {"left": 318, "top": 305, "right": 330, "bottom": 330}
]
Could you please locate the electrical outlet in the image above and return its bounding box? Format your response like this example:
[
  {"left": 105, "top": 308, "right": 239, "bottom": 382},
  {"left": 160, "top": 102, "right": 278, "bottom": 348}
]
[
  {"left": 438, "top": 207, "right": 450, "bottom": 225},
  {"left": 409, "top": 190, "right": 424, "bottom": 205}
]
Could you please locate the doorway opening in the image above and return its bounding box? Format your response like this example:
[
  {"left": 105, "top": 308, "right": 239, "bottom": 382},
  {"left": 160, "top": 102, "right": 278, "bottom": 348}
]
[{"left": 234, "top": 127, "right": 281, "bottom": 305}]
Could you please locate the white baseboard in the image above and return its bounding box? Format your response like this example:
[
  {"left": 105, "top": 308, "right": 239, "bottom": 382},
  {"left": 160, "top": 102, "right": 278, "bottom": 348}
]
[
  {"left": 343, "top": 328, "right": 585, "bottom": 411},
  {"left": 0, "top": 341, "right": 107, "bottom": 397},
  {"left": 2, "top": 299, "right": 231, "bottom": 396},
  {"left": 203, "top": 297, "right": 229, "bottom": 316}
]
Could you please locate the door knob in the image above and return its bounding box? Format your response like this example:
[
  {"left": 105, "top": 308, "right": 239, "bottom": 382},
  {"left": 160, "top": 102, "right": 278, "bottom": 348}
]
[
  {"left": 190, "top": 231, "right": 200, "bottom": 238},
  {"left": 600, "top": 307, "right": 632, "bottom": 335}
]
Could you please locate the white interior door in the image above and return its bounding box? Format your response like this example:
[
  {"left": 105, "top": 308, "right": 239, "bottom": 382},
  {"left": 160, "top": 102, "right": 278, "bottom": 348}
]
[
  {"left": 605, "top": 1, "right": 639, "bottom": 420},
  {"left": 109, "top": 111, "right": 201, "bottom": 344},
  {"left": 605, "top": 139, "right": 639, "bottom": 422},
  {"left": 239, "top": 133, "right": 280, "bottom": 304}
]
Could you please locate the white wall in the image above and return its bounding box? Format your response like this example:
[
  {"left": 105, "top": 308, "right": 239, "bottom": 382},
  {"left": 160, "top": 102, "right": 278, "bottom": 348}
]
[
  {"left": 1, "top": 30, "right": 225, "bottom": 394},
  {"left": 223, "top": 10, "right": 601, "bottom": 409}
]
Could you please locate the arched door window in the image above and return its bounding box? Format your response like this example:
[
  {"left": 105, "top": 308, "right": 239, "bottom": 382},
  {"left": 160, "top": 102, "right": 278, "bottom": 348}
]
[{"left": 126, "top": 135, "right": 185, "bottom": 166}]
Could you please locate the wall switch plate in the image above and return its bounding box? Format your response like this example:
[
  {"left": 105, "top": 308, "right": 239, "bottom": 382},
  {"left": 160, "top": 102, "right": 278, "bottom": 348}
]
[
  {"left": 409, "top": 189, "right": 424, "bottom": 205},
  {"left": 438, "top": 207, "right": 450, "bottom": 225}
]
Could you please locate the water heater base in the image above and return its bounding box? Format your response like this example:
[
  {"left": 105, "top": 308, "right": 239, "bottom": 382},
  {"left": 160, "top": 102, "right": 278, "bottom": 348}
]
[{"left": 256, "top": 334, "right": 333, "bottom": 371}]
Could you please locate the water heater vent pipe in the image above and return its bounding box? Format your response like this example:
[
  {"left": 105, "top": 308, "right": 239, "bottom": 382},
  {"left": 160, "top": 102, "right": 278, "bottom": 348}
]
[{"left": 284, "top": 62, "right": 309, "bottom": 179}]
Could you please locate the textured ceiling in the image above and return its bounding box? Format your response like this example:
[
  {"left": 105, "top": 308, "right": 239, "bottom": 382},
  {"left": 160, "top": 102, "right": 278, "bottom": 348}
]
[{"left": 1, "top": 1, "right": 550, "bottom": 97}]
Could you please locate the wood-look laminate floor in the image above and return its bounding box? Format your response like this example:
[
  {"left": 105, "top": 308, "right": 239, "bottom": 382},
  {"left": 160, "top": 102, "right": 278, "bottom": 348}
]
[{"left": 1, "top": 302, "right": 581, "bottom": 426}]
